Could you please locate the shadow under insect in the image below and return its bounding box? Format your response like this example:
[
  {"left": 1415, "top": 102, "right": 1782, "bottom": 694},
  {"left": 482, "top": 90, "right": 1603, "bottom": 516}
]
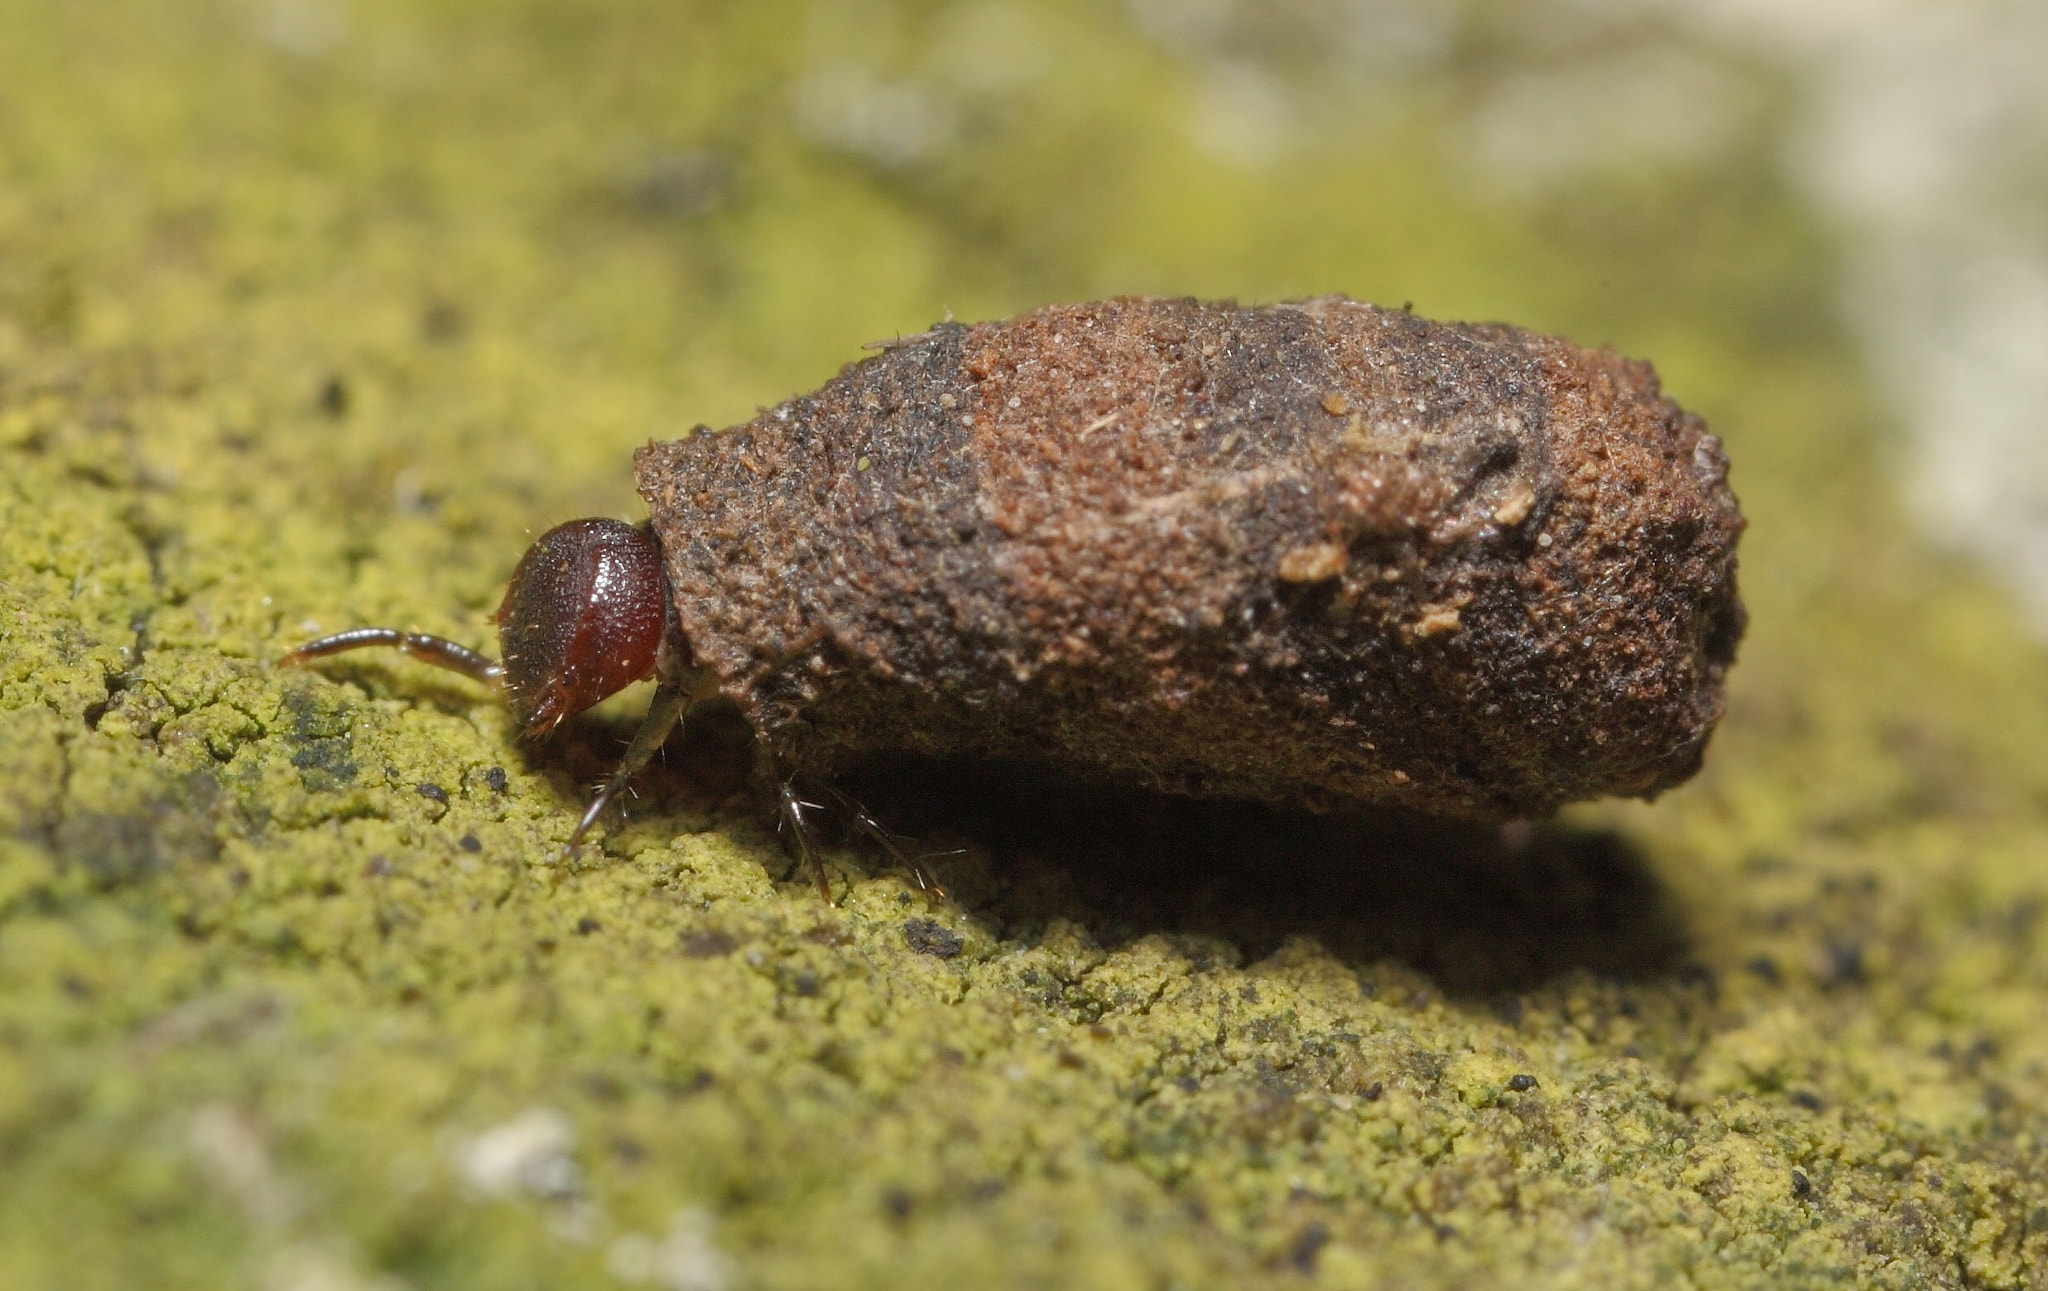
[
  {"left": 837, "top": 758, "right": 1691, "bottom": 998},
  {"left": 464, "top": 692, "right": 1687, "bottom": 999}
]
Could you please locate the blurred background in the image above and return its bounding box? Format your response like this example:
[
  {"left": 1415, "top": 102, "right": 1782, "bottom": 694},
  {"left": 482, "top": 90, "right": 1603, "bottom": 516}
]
[
  {"left": 14, "top": 0, "right": 2048, "bottom": 642},
  {"left": 253, "top": 0, "right": 2046, "bottom": 619}
]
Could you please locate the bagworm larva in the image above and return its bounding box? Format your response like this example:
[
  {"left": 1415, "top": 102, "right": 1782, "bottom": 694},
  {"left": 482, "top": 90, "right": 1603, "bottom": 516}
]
[{"left": 284, "top": 295, "right": 1745, "bottom": 870}]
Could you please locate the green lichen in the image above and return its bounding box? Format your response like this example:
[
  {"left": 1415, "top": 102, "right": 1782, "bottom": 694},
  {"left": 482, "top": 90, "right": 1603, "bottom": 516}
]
[{"left": 4, "top": 1, "right": 2047, "bottom": 1288}]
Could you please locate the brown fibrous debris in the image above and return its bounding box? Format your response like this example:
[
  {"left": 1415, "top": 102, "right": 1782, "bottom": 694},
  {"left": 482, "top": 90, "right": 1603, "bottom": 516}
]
[{"left": 637, "top": 295, "right": 1745, "bottom": 819}]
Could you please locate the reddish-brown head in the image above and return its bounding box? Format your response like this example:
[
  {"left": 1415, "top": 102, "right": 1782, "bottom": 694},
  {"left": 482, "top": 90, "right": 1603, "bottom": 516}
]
[{"left": 494, "top": 518, "right": 667, "bottom": 737}]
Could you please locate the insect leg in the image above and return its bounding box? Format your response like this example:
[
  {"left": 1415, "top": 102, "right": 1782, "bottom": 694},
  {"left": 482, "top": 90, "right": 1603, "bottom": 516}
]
[
  {"left": 826, "top": 787, "right": 949, "bottom": 899},
  {"left": 777, "top": 780, "right": 835, "bottom": 905},
  {"left": 279, "top": 628, "right": 506, "bottom": 684},
  {"left": 563, "top": 669, "right": 690, "bottom": 856}
]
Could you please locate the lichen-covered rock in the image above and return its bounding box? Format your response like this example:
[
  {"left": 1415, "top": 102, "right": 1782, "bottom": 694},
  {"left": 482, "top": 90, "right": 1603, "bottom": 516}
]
[{"left": 4, "top": 3, "right": 2047, "bottom": 1290}]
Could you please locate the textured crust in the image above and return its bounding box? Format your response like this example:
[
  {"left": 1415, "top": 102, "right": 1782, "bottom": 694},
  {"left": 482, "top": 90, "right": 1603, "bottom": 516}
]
[{"left": 636, "top": 296, "right": 1744, "bottom": 818}]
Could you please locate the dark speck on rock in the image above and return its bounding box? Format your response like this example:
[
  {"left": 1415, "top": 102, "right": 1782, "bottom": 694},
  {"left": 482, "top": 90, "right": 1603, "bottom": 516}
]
[
  {"left": 1289, "top": 1222, "right": 1331, "bottom": 1273},
  {"left": 420, "top": 299, "right": 466, "bottom": 343},
  {"left": 680, "top": 929, "right": 738, "bottom": 959},
  {"left": 1791, "top": 1090, "right": 1825, "bottom": 1111},
  {"left": 1363, "top": 1081, "right": 1384, "bottom": 1102},
  {"left": 627, "top": 150, "right": 729, "bottom": 218},
  {"left": 1791, "top": 1169, "right": 1813, "bottom": 1198},
  {"left": 668, "top": 1071, "right": 715, "bottom": 1097},
  {"left": 1746, "top": 956, "right": 1782, "bottom": 986},
  {"left": 289, "top": 738, "right": 356, "bottom": 792},
  {"left": 903, "top": 918, "right": 964, "bottom": 959},
  {"left": 1508, "top": 1073, "right": 1538, "bottom": 1093},
  {"left": 575, "top": 917, "right": 601, "bottom": 936},
  {"left": 416, "top": 782, "right": 449, "bottom": 804},
  {"left": 483, "top": 766, "right": 508, "bottom": 793},
  {"left": 1819, "top": 941, "right": 1865, "bottom": 986},
  {"left": 318, "top": 374, "right": 349, "bottom": 417},
  {"left": 458, "top": 834, "right": 482, "bottom": 853}
]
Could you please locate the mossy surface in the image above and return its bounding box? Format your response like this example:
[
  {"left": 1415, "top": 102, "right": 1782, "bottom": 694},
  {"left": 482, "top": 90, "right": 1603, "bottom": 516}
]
[{"left": 3, "top": 2, "right": 2046, "bottom": 1288}]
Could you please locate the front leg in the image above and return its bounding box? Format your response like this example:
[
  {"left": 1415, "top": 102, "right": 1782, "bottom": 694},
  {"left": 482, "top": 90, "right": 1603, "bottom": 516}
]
[
  {"left": 827, "top": 786, "right": 948, "bottom": 899},
  {"left": 563, "top": 668, "right": 693, "bottom": 856},
  {"left": 774, "top": 777, "right": 953, "bottom": 904},
  {"left": 777, "top": 779, "right": 835, "bottom": 904}
]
